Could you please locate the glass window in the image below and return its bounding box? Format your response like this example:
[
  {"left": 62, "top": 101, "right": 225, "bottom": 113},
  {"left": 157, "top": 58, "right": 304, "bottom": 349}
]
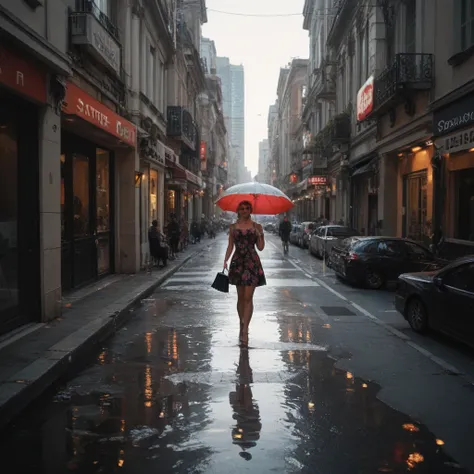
[
  {"left": 150, "top": 169, "right": 159, "bottom": 225},
  {"left": 405, "top": 0, "right": 416, "bottom": 53},
  {"left": 444, "top": 263, "right": 474, "bottom": 293},
  {"left": 379, "top": 240, "right": 406, "bottom": 257},
  {"left": 73, "top": 154, "right": 90, "bottom": 237},
  {"left": 168, "top": 190, "right": 176, "bottom": 214},
  {"left": 96, "top": 0, "right": 108, "bottom": 14},
  {"left": 404, "top": 241, "right": 430, "bottom": 259},
  {"left": 460, "top": 0, "right": 474, "bottom": 51},
  {"left": 96, "top": 149, "right": 110, "bottom": 232},
  {"left": 0, "top": 117, "right": 19, "bottom": 312}
]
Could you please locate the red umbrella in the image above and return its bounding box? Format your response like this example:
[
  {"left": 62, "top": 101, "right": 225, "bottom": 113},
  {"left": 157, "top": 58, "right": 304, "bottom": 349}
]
[{"left": 216, "top": 182, "right": 293, "bottom": 215}]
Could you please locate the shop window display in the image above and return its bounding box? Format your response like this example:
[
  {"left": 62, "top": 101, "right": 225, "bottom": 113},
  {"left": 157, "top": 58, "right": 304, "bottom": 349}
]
[{"left": 150, "top": 169, "right": 158, "bottom": 224}]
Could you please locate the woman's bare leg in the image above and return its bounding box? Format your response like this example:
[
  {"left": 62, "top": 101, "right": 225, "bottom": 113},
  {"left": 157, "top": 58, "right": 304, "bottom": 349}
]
[
  {"left": 241, "top": 286, "right": 256, "bottom": 346},
  {"left": 236, "top": 286, "right": 245, "bottom": 342}
]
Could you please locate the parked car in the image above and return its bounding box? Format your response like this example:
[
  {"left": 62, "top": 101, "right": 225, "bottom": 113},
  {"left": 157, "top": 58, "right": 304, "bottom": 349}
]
[
  {"left": 310, "top": 225, "right": 359, "bottom": 259},
  {"left": 289, "top": 224, "right": 301, "bottom": 245},
  {"left": 296, "top": 221, "right": 316, "bottom": 248},
  {"left": 330, "top": 236, "right": 447, "bottom": 289},
  {"left": 395, "top": 256, "right": 474, "bottom": 348}
]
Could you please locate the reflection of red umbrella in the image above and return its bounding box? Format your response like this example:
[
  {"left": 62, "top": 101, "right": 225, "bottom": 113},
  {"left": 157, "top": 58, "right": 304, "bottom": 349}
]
[{"left": 216, "top": 182, "right": 293, "bottom": 215}]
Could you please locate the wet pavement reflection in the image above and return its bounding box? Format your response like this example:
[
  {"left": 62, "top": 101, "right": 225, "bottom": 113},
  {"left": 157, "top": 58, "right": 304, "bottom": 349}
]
[{"left": 0, "top": 240, "right": 468, "bottom": 473}]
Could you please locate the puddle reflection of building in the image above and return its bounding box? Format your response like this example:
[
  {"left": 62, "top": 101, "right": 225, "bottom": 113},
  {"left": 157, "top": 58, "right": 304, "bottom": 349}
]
[{"left": 229, "top": 349, "right": 262, "bottom": 461}]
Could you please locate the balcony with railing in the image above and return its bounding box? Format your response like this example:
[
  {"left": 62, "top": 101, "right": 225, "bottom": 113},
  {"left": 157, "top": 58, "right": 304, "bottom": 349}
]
[
  {"left": 179, "top": 154, "right": 199, "bottom": 175},
  {"left": 70, "top": 0, "right": 121, "bottom": 75},
  {"left": 312, "top": 64, "right": 336, "bottom": 101},
  {"left": 73, "top": 0, "right": 119, "bottom": 39},
  {"left": 327, "top": 0, "right": 357, "bottom": 46},
  {"left": 307, "top": 112, "right": 351, "bottom": 156},
  {"left": 373, "top": 53, "right": 434, "bottom": 115},
  {"left": 167, "top": 106, "right": 197, "bottom": 150}
]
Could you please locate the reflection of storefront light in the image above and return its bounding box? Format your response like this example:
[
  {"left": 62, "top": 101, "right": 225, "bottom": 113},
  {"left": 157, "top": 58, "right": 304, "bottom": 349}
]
[
  {"left": 425, "top": 140, "right": 433, "bottom": 146},
  {"left": 411, "top": 146, "right": 422, "bottom": 153},
  {"left": 469, "top": 147, "right": 474, "bottom": 153}
]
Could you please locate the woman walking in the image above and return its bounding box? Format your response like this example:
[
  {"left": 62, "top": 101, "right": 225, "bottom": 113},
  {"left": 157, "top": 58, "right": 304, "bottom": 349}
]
[{"left": 224, "top": 201, "right": 266, "bottom": 348}]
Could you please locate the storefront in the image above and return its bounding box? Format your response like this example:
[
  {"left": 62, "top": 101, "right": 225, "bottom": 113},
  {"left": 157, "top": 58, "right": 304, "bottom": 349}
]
[
  {"left": 434, "top": 94, "right": 474, "bottom": 257},
  {"left": 0, "top": 44, "right": 47, "bottom": 334},
  {"left": 350, "top": 155, "right": 379, "bottom": 235},
  {"left": 61, "top": 81, "right": 137, "bottom": 290},
  {"left": 138, "top": 136, "right": 166, "bottom": 265}
]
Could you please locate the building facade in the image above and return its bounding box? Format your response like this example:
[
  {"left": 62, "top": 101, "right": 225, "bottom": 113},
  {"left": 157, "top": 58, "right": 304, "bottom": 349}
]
[
  {"left": 258, "top": 139, "right": 270, "bottom": 184},
  {"left": 275, "top": 59, "right": 309, "bottom": 220},
  {"left": 216, "top": 57, "right": 245, "bottom": 184},
  {"left": 0, "top": 0, "right": 228, "bottom": 338}
]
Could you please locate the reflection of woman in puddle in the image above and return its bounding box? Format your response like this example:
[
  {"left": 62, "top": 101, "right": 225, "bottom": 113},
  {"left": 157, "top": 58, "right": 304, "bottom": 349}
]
[{"left": 229, "top": 349, "right": 262, "bottom": 460}]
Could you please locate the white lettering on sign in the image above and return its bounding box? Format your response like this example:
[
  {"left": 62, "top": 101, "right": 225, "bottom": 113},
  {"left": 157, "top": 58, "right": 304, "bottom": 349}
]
[
  {"left": 116, "top": 120, "right": 136, "bottom": 144},
  {"left": 16, "top": 71, "right": 24, "bottom": 87},
  {"left": 437, "top": 112, "right": 474, "bottom": 134},
  {"left": 357, "top": 76, "right": 374, "bottom": 122},
  {"left": 438, "top": 126, "right": 474, "bottom": 154},
  {"left": 77, "top": 98, "right": 110, "bottom": 128}
]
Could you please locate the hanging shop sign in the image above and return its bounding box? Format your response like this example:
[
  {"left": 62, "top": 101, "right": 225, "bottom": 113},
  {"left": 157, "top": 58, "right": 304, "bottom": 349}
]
[
  {"left": 63, "top": 82, "right": 136, "bottom": 147},
  {"left": 0, "top": 44, "right": 47, "bottom": 103},
  {"left": 200, "top": 140, "right": 207, "bottom": 171},
  {"left": 357, "top": 75, "right": 374, "bottom": 122},
  {"left": 309, "top": 175, "right": 327, "bottom": 186},
  {"left": 435, "top": 125, "right": 474, "bottom": 154},
  {"left": 433, "top": 93, "right": 474, "bottom": 137}
]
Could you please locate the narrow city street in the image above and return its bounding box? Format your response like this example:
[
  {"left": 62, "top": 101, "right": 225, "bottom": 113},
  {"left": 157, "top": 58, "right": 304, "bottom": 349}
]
[{"left": 1, "top": 235, "right": 473, "bottom": 473}]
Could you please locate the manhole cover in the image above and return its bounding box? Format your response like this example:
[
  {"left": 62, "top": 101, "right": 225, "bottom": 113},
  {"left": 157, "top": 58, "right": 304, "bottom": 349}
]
[{"left": 320, "top": 306, "right": 356, "bottom": 316}]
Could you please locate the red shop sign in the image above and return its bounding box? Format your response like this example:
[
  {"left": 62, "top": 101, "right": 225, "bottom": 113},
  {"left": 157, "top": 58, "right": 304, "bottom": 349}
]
[
  {"left": 0, "top": 45, "right": 47, "bottom": 103},
  {"left": 63, "top": 82, "right": 137, "bottom": 148},
  {"left": 309, "top": 175, "right": 327, "bottom": 185},
  {"left": 357, "top": 75, "right": 374, "bottom": 122},
  {"left": 200, "top": 141, "right": 207, "bottom": 161}
]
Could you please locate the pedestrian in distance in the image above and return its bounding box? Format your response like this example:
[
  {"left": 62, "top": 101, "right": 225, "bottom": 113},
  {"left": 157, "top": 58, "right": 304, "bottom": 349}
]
[{"left": 223, "top": 200, "right": 266, "bottom": 348}]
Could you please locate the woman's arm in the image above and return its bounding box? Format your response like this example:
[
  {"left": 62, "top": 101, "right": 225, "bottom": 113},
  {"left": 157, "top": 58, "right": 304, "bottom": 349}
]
[
  {"left": 256, "top": 223, "right": 265, "bottom": 251},
  {"left": 223, "top": 225, "right": 234, "bottom": 268}
]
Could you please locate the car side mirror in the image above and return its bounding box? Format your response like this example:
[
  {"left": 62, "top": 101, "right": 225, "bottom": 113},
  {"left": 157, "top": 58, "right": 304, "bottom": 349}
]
[{"left": 433, "top": 276, "right": 444, "bottom": 289}]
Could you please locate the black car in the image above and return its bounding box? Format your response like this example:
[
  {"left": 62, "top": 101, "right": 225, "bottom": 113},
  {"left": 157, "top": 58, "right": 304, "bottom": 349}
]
[
  {"left": 330, "top": 236, "right": 447, "bottom": 289},
  {"left": 395, "top": 256, "right": 474, "bottom": 348}
]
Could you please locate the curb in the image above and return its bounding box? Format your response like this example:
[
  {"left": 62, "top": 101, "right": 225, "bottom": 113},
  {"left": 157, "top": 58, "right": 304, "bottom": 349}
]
[{"left": 0, "top": 243, "right": 212, "bottom": 430}]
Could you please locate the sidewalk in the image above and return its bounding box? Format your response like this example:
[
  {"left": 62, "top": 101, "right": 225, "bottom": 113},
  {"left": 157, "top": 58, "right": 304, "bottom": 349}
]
[{"left": 0, "top": 238, "right": 218, "bottom": 429}]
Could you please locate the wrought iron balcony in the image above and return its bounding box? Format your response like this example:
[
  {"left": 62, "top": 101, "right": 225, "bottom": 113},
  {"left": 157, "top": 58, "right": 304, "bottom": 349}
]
[
  {"left": 167, "top": 106, "right": 197, "bottom": 150},
  {"left": 74, "top": 0, "right": 118, "bottom": 39},
  {"left": 373, "top": 53, "right": 433, "bottom": 114},
  {"left": 179, "top": 154, "right": 199, "bottom": 175},
  {"left": 313, "top": 63, "right": 336, "bottom": 101}
]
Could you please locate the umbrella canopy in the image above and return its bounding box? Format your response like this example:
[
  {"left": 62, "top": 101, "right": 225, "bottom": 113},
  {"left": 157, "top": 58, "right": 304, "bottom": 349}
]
[{"left": 216, "top": 182, "right": 293, "bottom": 215}]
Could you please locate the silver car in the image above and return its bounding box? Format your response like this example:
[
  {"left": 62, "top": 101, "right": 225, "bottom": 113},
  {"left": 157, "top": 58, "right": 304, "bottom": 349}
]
[{"left": 309, "top": 225, "right": 360, "bottom": 260}]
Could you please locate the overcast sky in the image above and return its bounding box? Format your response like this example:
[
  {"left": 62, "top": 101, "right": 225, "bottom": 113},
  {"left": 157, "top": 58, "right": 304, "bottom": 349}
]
[{"left": 202, "top": 0, "right": 309, "bottom": 177}]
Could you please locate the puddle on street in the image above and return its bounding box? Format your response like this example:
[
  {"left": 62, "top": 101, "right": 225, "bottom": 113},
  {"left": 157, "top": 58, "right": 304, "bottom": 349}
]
[
  {"left": 0, "top": 244, "right": 468, "bottom": 473},
  {"left": 0, "top": 331, "right": 466, "bottom": 474}
]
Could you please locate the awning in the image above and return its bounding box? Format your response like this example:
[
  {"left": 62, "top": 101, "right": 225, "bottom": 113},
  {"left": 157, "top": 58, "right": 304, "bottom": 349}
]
[{"left": 351, "top": 158, "right": 377, "bottom": 177}]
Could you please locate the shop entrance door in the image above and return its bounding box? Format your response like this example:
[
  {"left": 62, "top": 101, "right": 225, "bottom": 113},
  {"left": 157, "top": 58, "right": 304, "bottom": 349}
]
[
  {"left": 61, "top": 135, "right": 114, "bottom": 291},
  {"left": 0, "top": 94, "right": 40, "bottom": 335},
  {"left": 403, "top": 170, "right": 428, "bottom": 244}
]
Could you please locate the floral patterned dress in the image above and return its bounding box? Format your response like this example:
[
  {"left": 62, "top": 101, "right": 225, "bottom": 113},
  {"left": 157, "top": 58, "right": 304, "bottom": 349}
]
[{"left": 229, "top": 226, "right": 266, "bottom": 287}]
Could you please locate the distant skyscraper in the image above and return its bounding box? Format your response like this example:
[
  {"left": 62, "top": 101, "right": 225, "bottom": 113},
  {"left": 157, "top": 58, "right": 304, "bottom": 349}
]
[
  {"left": 216, "top": 57, "right": 245, "bottom": 184},
  {"left": 200, "top": 37, "right": 217, "bottom": 74}
]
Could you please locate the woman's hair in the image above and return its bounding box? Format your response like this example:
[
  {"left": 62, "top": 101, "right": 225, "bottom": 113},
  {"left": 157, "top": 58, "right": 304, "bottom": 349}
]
[{"left": 236, "top": 200, "right": 253, "bottom": 218}]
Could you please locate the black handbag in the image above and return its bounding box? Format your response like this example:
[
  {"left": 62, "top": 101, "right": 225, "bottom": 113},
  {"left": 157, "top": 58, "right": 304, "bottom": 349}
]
[{"left": 211, "top": 269, "right": 229, "bottom": 293}]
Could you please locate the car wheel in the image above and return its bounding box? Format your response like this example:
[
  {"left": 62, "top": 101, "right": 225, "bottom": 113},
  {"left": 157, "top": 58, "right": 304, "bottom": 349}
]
[
  {"left": 364, "top": 267, "right": 384, "bottom": 289},
  {"left": 406, "top": 297, "right": 428, "bottom": 333}
]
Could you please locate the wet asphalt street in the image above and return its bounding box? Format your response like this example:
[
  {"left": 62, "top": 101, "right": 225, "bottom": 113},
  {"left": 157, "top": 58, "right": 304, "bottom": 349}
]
[{"left": 1, "top": 234, "right": 474, "bottom": 473}]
